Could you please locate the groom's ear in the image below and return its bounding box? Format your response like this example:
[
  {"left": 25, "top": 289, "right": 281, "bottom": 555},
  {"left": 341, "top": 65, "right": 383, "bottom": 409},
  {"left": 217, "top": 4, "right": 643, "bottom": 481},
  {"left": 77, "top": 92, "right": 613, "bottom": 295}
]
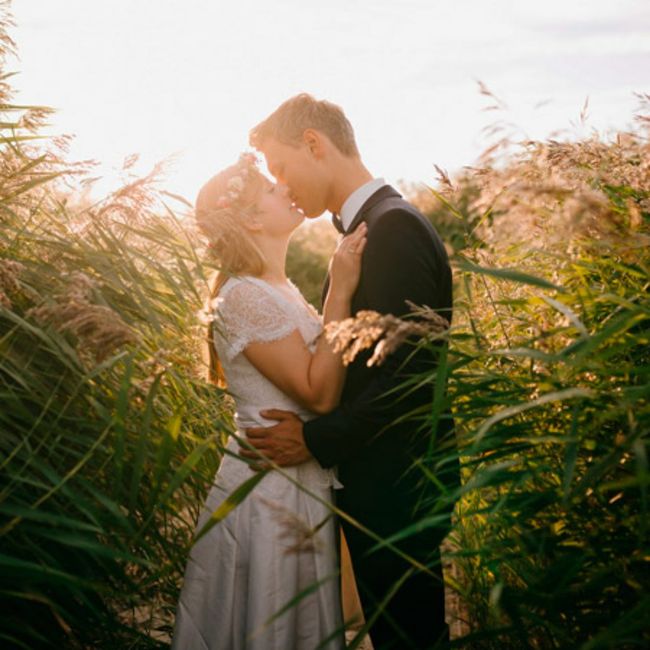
[{"left": 302, "top": 129, "right": 326, "bottom": 159}]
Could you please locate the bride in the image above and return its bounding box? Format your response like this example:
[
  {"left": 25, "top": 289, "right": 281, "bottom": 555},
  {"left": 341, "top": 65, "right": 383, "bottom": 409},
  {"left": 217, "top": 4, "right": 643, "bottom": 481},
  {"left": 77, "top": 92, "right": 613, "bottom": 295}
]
[{"left": 171, "top": 153, "right": 367, "bottom": 649}]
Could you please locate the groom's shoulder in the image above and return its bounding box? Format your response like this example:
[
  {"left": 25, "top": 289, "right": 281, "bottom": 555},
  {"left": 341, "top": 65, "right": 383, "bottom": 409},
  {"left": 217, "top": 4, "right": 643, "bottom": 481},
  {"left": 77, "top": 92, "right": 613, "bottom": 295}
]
[
  {"left": 366, "top": 193, "right": 437, "bottom": 239},
  {"left": 364, "top": 193, "right": 450, "bottom": 267}
]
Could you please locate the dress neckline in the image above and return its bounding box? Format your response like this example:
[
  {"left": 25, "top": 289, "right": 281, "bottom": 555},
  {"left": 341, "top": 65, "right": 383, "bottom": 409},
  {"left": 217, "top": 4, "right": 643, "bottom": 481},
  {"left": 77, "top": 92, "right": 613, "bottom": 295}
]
[
  {"left": 239, "top": 275, "right": 319, "bottom": 320},
  {"left": 240, "top": 275, "right": 294, "bottom": 297}
]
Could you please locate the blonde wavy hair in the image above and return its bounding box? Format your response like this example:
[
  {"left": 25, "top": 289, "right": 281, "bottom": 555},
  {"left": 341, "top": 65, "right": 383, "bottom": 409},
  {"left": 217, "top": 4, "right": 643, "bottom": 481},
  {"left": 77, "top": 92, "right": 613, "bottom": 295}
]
[
  {"left": 195, "top": 159, "right": 267, "bottom": 387},
  {"left": 249, "top": 93, "right": 359, "bottom": 157}
]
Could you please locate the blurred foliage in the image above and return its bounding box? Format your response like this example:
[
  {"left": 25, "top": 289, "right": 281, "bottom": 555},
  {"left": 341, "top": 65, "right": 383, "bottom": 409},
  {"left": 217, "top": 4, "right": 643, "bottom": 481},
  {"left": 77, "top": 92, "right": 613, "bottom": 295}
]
[
  {"left": 0, "top": 6, "right": 230, "bottom": 647},
  {"left": 286, "top": 218, "right": 337, "bottom": 308},
  {"left": 401, "top": 175, "right": 483, "bottom": 255}
]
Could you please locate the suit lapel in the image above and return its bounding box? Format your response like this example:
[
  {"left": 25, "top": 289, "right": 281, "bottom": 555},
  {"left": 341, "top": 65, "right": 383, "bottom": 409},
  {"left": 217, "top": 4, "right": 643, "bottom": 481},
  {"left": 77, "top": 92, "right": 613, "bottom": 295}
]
[
  {"left": 320, "top": 185, "right": 402, "bottom": 308},
  {"left": 346, "top": 184, "right": 401, "bottom": 234}
]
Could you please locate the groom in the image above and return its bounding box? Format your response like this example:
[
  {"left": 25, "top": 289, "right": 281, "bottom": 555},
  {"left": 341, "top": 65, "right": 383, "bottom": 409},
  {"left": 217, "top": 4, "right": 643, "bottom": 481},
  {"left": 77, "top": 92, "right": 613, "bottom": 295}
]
[{"left": 244, "top": 94, "right": 459, "bottom": 649}]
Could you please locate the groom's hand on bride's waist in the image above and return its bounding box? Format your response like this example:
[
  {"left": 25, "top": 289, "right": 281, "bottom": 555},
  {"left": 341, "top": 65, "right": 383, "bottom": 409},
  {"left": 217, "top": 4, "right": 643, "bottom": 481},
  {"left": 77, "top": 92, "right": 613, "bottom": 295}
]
[{"left": 241, "top": 409, "right": 312, "bottom": 470}]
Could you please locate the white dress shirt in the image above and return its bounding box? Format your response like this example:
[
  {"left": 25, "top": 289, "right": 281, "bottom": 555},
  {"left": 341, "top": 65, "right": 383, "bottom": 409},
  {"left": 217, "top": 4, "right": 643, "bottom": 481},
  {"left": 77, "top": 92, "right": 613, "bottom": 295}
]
[{"left": 339, "top": 177, "right": 386, "bottom": 231}]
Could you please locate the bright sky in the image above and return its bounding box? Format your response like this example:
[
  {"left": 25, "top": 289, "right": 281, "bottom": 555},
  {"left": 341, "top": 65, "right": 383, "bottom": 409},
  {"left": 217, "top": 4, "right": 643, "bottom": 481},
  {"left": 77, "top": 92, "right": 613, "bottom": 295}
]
[{"left": 10, "top": 0, "right": 650, "bottom": 204}]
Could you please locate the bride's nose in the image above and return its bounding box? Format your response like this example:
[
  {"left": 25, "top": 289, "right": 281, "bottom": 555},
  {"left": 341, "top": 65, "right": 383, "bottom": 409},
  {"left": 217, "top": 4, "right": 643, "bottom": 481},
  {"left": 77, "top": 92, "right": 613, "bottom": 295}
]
[{"left": 278, "top": 184, "right": 291, "bottom": 198}]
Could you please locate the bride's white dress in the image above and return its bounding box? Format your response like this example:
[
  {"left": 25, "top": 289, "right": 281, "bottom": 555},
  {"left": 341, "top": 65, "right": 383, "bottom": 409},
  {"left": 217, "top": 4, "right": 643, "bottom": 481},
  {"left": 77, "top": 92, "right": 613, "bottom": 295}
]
[{"left": 171, "top": 276, "right": 345, "bottom": 650}]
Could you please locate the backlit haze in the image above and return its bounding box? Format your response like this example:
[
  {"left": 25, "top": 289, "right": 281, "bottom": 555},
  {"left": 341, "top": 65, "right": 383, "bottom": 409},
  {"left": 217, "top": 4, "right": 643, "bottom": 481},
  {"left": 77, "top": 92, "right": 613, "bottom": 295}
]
[{"left": 11, "top": 0, "right": 650, "bottom": 210}]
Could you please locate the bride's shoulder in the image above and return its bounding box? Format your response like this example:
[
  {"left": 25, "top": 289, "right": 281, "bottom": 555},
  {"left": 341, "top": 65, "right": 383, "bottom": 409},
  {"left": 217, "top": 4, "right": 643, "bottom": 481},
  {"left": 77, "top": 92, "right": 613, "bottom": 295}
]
[
  {"left": 218, "top": 275, "right": 262, "bottom": 298},
  {"left": 214, "top": 275, "right": 284, "bottom": 317},
  {"left": 219, "top": 274, "right": 250, "bottom": 291},
  {"left": 212, "top": 276, "right": 297, "bottom": 352}
]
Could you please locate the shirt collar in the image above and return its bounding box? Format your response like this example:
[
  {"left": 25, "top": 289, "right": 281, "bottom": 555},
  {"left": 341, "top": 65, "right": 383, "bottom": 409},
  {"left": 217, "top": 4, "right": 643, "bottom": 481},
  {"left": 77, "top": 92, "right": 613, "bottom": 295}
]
[{"left": 339, "top": 177, "right": 386, "bottom": 231}]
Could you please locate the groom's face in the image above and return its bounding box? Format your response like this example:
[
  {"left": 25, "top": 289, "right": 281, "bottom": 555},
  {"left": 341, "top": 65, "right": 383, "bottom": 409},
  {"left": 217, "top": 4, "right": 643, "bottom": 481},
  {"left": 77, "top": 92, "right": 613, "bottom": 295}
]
[{"left": 259, "top": 137, "right": 330, "bottom": 218}]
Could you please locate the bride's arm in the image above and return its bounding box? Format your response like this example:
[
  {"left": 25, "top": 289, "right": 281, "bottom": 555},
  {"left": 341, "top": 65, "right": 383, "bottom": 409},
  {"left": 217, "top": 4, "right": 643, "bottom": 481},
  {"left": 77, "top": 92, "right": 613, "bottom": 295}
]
[
  {"left": 243, "top": 224, "right": 367, "bottom": 415},
  {"left": 243, "top": 286, "right": 351, "bottom": 415}
]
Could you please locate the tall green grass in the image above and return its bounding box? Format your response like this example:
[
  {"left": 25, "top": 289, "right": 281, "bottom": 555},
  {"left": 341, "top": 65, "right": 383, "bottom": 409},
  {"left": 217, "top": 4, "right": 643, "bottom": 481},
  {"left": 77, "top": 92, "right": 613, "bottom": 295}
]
[
  {"left": 409, "top": 101, "right": 650, "bottom": 648},
  {"left": 0, "top": 10, "right": 232, "bottom": 646},
  {"left": 445, "top": 252, "right": 649, "bottom": 648}
]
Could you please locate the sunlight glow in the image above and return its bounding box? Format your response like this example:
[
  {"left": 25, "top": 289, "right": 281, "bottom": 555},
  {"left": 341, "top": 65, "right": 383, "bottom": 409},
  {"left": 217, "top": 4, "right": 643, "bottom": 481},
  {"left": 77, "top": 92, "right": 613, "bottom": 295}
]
[{"left": 10, "top": 0, "right": 650, "bottom": 203}]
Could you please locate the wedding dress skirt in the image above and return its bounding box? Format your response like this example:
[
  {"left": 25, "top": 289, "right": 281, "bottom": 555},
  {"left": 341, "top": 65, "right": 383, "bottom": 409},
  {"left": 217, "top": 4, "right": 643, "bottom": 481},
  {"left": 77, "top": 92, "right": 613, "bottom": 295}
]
[{"left": 171, "top": 277, "right": 345, "bottom": 649}]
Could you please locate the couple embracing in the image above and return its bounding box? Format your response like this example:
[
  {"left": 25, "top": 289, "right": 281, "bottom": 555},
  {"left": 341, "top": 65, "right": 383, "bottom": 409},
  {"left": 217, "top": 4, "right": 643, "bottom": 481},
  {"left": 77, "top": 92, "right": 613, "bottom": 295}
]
[{"left": 171, "top": 94, "right": 460, "bottom": 650}]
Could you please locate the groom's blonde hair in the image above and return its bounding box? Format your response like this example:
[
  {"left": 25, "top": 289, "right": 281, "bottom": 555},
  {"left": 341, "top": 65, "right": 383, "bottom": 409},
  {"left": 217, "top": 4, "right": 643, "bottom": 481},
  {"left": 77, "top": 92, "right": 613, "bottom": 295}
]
[{"left": 249, "top": 93, "right": 360, "bottom": 157}]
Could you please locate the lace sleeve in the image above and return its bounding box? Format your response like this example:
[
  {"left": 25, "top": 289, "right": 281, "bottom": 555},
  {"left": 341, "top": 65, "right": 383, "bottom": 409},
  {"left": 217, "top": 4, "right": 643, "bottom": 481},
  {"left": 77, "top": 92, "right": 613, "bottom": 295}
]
[{"left": 214, "top": 280, "right": 297, "bottom": 361}]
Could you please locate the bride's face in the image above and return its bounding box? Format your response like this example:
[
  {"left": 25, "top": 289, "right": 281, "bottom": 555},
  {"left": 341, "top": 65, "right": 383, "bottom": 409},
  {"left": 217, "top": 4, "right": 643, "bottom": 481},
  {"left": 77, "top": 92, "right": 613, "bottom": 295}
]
[
  {"left": 259, "top": 137, "right": 330, "bottom": 218},
  {"left": 254, "top": 178, "right": 304, "bottom": 236}
]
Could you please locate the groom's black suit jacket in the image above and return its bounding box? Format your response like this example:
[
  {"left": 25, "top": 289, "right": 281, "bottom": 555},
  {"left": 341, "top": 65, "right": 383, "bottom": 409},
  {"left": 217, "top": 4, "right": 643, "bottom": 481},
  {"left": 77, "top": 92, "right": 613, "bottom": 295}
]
[{"left": 303, "top": 185, "right": 458, "bottom": 528}]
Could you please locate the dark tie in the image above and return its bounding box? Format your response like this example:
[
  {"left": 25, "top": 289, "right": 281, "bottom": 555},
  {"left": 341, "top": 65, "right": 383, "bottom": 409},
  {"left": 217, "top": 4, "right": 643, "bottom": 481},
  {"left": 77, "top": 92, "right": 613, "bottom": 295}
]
[{"left": 331, "top": 212, "right": 346, "bottom": 234}]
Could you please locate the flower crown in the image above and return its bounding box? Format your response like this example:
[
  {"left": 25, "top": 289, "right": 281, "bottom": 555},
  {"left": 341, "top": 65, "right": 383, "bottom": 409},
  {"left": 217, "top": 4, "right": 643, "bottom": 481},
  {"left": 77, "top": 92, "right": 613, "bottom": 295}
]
[{"left": 216, "top": 152, "right": 259, "bottom": 209}]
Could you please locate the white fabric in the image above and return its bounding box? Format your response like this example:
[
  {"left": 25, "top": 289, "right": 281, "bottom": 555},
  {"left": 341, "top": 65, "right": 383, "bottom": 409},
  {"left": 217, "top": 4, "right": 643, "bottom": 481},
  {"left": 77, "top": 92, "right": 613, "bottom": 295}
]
[
  {"left": 171, "top": 276, "right": 344, "bottom": 650},
  {"left": 339, "top": 177, "right": 386, "bottom": 231}
]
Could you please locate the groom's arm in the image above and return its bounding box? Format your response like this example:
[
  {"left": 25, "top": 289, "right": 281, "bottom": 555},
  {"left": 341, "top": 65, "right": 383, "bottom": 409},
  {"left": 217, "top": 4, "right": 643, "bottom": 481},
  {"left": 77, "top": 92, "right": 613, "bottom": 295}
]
[{"left": 303, "top": 208, "right": 450, "bottom": 468}]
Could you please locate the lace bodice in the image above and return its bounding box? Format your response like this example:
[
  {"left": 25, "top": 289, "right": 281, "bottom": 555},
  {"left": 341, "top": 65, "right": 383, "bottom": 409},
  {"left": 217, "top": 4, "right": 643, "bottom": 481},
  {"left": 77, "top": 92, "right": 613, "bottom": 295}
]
[
  {"left": 212, "top": 276, "right": 340, "bottom": 490},
  {"left": 212, "top": 276, "right": 322, "bottom": 428}
]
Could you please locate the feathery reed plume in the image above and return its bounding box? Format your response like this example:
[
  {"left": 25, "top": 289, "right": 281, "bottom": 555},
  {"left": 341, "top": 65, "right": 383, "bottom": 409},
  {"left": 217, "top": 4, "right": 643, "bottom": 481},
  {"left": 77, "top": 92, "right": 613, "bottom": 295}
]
[
  {"left": 324, "top": 302, "right": 449, "bottom": 367},
  {"left": 633, "top": 92, "right": 650, "bottom": 128},
  {"left": 467, "top": 129, "right": 650, "bottom": 255},
  {"left": 91, "top": 158, "right": 169, "bottom": 225},
  {"left": 27, "top": 271, "right": 138, "bottom": 362},
  {"left": 258, "top": 497, "right": 326, "bottom": 555},
  {"left": 434, "top": 164, "right": 456, "bottom": 195},
  {"left": 0, "top": 258, "right": 24, "bottom": 308}
]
